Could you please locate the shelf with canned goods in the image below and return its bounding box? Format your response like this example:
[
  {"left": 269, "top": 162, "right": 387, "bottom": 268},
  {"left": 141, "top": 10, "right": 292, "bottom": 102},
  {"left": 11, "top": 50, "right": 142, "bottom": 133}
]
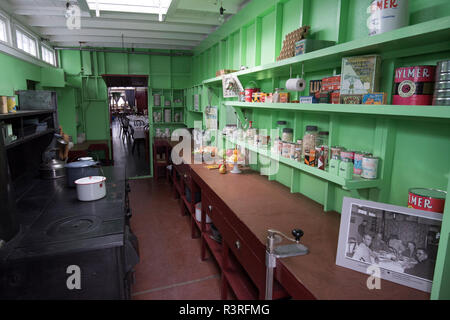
[{"left": 224, "top": 136, "right": 382, "bottom": 192}]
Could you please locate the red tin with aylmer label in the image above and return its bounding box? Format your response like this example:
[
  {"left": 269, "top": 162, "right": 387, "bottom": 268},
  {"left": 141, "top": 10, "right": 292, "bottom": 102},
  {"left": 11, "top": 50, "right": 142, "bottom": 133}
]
[
  {"left": 393, "top": 66, "right": 436, "bottom": 105},
  {"left": 408, "top": 188, "right": 447, "bottom": 214}
]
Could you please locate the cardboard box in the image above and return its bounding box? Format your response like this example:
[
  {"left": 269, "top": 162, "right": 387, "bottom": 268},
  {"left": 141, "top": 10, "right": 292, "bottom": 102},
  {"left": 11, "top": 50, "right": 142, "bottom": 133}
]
[
  {"left": 340, "top": 55, "right": 381, "bottom": 95},
  {"left": 295, "top": 39, "right": 335, "bottom": 56},
  {"left": 215, "top": 69, "right": 238, "bottom": 77}
]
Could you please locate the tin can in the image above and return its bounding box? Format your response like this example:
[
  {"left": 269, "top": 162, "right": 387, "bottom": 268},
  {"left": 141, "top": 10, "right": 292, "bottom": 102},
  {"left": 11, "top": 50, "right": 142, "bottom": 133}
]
[
  {"left": 393, "top": 66, "right": 436, "bottom": 105},
  {"left": 331, "top": 146, "right": 345, "bottom": 159},
  {"left": 361, "top": 156, "right": 379, "bottom": 179},
  {"left": 340, "top": 151, "right": 355, "bottom": 163},
  {"left": 368, "top": 0, "right": 409, "bottom": 36},
  {"left": 354, "top": 152, "right": 372, "bottom": 175},
  {"left": 245, "top": 88, "right": 259, "bottom": 102},
  {"left": 408, "top": 188, "right": 447, "bottom": 214},
  {"left": 282, "top": 142, "right": 291, "bottom": 158}
]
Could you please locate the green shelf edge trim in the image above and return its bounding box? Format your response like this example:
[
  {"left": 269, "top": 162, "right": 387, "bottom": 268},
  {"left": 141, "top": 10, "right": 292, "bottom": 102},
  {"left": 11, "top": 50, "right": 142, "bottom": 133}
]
[{"left": 225, "top": 102, "right": 450, "bottom": 119}]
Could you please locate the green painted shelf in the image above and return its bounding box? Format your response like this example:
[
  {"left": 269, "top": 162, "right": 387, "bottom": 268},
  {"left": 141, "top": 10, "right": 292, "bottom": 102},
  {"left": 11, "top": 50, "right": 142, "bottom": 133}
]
[
  {"left": 203, "top": 17, "right": 450, "bottom": 85},
  {"left": 224, "top": 102, "right": 450, "bottom": 119},
  {"left": 152, "top": 122, "right": 186, "bottom": 126},
  {"left": 225, "top": 137, "right": 381, "bottom": 191}
]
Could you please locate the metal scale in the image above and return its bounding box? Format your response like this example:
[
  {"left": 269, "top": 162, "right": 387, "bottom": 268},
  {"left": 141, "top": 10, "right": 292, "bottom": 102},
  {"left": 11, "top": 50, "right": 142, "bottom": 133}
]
[{"left": 265, "top": 228, "right": 308, "bottom": 300}]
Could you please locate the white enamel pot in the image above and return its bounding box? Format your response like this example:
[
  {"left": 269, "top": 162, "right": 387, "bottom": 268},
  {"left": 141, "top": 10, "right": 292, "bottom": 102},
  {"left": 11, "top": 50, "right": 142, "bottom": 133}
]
[{"left": 74, "top": 176, "right": 107, "bottom": 201}]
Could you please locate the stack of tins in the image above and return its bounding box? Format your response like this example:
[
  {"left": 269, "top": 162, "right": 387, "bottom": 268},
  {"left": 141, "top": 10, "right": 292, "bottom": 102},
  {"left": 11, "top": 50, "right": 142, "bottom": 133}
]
[
  {"left": 433, "top": 60, "right": 450, "bottom": 106},
  {"left": 393, "top": 66, "right": 435, "bottom": 105}
]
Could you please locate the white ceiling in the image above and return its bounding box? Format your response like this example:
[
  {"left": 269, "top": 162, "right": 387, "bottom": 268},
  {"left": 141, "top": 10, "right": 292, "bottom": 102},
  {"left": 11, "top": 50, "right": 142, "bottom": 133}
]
[{"left": 1, "top": 0, "right": 250, "bottom": 51}]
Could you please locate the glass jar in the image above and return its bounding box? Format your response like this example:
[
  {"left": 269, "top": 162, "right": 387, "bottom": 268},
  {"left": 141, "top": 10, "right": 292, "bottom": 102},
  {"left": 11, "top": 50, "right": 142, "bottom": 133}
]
[
  {"left": 273, "top": 88, "right": 282, "bottom": 103},
  {"left": 282, "top": 128, "right": 293, "bottom": 143},
  {"left": 316, "top": 131, "right": 330, "bottom": 149},
  {"left": 302, "top": 125, "right": 318, "bottom": 157},
  {"left": 276, "top": 121, "right": 287, "bottom": 139}
]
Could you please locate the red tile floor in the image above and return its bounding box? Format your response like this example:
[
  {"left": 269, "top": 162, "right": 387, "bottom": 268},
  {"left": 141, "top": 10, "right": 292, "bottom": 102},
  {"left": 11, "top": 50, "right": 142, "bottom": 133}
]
[{"left": 128, "top": 178, "right": 235, "bottom": 300}]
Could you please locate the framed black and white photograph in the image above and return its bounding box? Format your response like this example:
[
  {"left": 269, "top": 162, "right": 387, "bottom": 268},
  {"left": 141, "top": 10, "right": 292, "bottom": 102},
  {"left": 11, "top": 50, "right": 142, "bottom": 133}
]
[{"left": 336, "top": 197, "right": 443, "bottom": 293}]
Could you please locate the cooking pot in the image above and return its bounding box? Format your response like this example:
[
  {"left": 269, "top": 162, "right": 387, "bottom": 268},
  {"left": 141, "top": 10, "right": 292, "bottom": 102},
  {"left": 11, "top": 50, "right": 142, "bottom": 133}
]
[
  {"left": 39, "top": 159, "right": 66, "bottom": 179},
  {"left": 65, "top": 160, "right": 102, "bottom": 187},
  {"left": 75, "top": 176, "right": 107, "bottom": 201}
]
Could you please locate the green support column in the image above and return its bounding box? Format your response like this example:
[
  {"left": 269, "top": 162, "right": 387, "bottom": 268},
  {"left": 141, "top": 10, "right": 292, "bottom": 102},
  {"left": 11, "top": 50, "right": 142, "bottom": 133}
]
[
  {"left": 255, "top": 16, "right": 262, "bottom": 67},
  {"left": 274, "top": 2, "right": 284, "bottom": 60}
]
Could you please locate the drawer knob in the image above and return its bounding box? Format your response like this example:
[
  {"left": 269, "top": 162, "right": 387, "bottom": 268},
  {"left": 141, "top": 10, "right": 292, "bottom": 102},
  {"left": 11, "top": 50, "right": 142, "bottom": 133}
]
[
  {"left": 208, "top": 205, "right": 213, "bottom": 211},
  {"left": 235, "top": 240, "right": 241, "bottom": 250},
  {"left": 184, "top": 174, "right": 188, "bottom": 178}
]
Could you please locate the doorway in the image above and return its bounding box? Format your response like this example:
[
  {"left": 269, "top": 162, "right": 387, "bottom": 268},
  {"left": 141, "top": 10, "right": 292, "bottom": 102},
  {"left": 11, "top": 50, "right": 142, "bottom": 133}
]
[{"left": 102, "top": 75, "right": 151, "bottom": 179}]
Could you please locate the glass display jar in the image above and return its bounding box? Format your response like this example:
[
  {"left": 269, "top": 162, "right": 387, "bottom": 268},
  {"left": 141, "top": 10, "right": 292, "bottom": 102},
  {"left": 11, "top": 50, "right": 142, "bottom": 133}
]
[
  {"left": 282, "top": 128, "right": 293, "bottom": 143},
  {"left": 276, "top": 121, "right": 287, "bottom": 139},
  {"left": 302, "top": 125, "right": 318, "bottom": 157},
  {"left": 316, "top": 131, "right": 330, "bottom": 149}
]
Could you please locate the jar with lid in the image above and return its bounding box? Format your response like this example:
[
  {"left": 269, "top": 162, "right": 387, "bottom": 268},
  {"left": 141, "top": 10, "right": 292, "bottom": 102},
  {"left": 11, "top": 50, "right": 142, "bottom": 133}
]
[
  {"left": 316, "top": 131, "right": 329, "bottom": 149},
  {"left": 282, "top": 128, "right": 293, "bottom": 143},
  {"left": 302, "top": 125, "right": 318, "bottom": 157},
  {"left": 276, "top": 121, "right": 287, "bottom": 139},
  {"left": 273, "top": 88, "right": 282, "bottom": 103}
]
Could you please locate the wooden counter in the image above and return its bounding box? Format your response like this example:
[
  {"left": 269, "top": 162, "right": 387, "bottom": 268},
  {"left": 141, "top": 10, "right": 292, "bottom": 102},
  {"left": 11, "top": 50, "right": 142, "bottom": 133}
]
[{"left": 189, "top": 164, "right": 429, "bottom": 300}]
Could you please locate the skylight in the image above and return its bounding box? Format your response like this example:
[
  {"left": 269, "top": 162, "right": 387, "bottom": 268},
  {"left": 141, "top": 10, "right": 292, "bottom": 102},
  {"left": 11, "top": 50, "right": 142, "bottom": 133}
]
[{"left": 86, "top": 0, "right": 173, "bottom": 15}]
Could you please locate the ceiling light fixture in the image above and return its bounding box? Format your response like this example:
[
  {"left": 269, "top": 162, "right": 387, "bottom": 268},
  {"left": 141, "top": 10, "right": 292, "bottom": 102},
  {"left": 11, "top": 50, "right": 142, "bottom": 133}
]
[
  {"left": 218, "top": 1, "right": 226, "bottom": 24},
  {"left": 86, "top": 0, "right": 172, "bottom": 16}
]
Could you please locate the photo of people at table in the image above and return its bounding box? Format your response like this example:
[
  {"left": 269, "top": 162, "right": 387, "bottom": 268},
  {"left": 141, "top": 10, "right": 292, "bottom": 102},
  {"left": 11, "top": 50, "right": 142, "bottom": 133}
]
[{"left": 345, "top": 205, "right": 441, "bottom": 281}]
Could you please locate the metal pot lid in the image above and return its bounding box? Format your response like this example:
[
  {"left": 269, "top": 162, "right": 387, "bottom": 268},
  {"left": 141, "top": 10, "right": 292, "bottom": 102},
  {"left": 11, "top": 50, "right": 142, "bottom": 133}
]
[
  {"left": 40, "top": 159, "right": 66, "bottom": 170},
  {"left": 65, "top": 160, "right": 98, "bottom": 168}
]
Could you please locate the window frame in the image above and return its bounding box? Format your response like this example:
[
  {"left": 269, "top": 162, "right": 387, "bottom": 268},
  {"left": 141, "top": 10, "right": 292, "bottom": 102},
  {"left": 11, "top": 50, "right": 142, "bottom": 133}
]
[
  {"left": 41, "top": 44, "right": 56, "bottom": 66},
  {"left": 0, "top": 12, "right": 10, "bottom": 44},
  {"left": 14, "top": 26, "right": 39, "bottom": 58}
]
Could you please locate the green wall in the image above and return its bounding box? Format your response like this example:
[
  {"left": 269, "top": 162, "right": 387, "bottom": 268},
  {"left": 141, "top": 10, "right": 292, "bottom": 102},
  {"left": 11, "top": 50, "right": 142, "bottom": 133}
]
[
  {"left": 0, "top": 52, "right": 42, "bottom": 96},
  {"left": 57, "top": 48, "right": 193, "bottom": 146},
  {"left": 190, "top": 0, "right": 450, "bottom": 299}
]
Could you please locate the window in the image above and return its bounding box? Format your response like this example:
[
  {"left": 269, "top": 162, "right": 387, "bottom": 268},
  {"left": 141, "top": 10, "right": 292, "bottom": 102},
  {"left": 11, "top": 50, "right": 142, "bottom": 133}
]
[
  {"left": 42, "top": 46, "right": 55, "bottom": 66},
  {"left": 0, "top": 19, "right": 7, "bottom": 42},
  {"left": 16, "top": 29, "right": 37, "bottom": 57}
]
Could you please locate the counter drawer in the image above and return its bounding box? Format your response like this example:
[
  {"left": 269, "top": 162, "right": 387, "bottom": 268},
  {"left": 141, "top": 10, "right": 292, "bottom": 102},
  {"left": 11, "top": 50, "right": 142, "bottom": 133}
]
[{"left": 205, "top": 201, "right": 265, "bottom": 290}]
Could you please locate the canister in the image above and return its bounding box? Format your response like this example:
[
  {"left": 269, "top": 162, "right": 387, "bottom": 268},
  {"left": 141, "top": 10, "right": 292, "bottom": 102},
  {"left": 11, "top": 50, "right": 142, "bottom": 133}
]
[
  {"left": 408, "top": 188, "right": 447, "bottom": 214},
  {"left": 353, "top": 152, "right": 372, "bottom": 175},
  {"left": 7, "top": 97, "right": 16, "bottom": 113},
  {"left": 330, "top": 146, "right": 345, "bottom": 159},
  {"left": 0, "top": 96, "right": 7, "bottom": 114},
  {"left": 293, "top": 146, "right": 302, "bottom": 162},
  {"left": 329, "top": 155, "right": 340, "bottom": 175},
  {"left": 340, "top": 151, "right": 355, "bottom": 163},
  {"left": 153, "top": 94, "right": 161, "bottom": 106},
  {"left": 245, "top": 81, "right": 260, "bottom": 102},
  {"left": 282, "top": 142, "right": 292, "bottom": 158},
  {"left": 393, "top": 66, "right": 436, "bottom": 105},
  {"left": 339, "top": 158, "right": 354, "bottom": 180},
  {"left": 164, "top": 109, "right": 171, "bottom": 123},
  {"left": 368, "top": 0, "right": 409, "bottom": 36},
  {"left": 433, "top": 60, "right": 450, "bottom": 106},
  {"left": 361, "top": 156, "right": 379, "bottom": 179}
]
